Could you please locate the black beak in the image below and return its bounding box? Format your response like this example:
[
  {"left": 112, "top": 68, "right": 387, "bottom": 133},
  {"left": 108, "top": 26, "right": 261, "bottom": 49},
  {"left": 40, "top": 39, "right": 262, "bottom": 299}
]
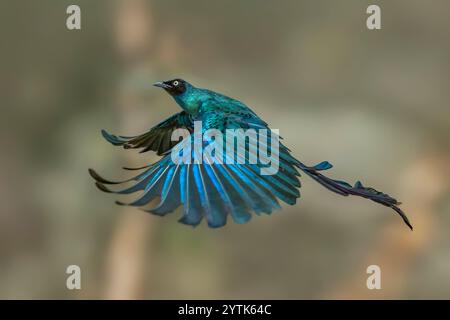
[{"left": 153, "top": 81, "right": 172, "bottom": 89}]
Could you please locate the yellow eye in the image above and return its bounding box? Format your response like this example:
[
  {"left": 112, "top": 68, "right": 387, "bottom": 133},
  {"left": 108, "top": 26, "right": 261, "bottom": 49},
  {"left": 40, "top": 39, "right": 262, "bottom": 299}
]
[{"left": 173, "top": 80, "right": 179, "bottom": 86}]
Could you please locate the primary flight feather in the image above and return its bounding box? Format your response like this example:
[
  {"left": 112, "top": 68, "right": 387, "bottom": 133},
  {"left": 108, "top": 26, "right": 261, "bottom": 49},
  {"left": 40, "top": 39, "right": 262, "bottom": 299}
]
[{"left": 89, "top": 79, "right": 412, "bottom": 230}]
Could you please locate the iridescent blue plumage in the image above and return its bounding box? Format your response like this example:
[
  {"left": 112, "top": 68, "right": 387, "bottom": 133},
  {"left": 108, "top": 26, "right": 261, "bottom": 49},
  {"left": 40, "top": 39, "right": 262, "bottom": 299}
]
[{"left": 89, "top": 79, "right": 412, "bottom": 230}]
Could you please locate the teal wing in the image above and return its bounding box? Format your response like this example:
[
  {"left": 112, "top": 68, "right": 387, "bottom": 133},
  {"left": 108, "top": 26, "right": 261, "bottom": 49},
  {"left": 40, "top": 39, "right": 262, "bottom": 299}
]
[
  {"left": 101, "top": 111, "right": 193, "bottom": 156},
  {"left": 90, "top": 100, "right": 301, "bottom": 228}
]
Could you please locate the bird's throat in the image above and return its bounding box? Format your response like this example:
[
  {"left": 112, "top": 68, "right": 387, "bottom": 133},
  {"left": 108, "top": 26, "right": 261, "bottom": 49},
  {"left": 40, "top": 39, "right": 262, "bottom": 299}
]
[{"left": 174, "top": 94, "right": 201, "bottom": 115}]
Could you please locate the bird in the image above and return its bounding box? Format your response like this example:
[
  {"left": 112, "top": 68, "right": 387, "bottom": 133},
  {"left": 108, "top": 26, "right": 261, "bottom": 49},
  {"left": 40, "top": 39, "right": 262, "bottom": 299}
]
[{"left": 89, "top": 78, "right": 412, "bottom": 230}]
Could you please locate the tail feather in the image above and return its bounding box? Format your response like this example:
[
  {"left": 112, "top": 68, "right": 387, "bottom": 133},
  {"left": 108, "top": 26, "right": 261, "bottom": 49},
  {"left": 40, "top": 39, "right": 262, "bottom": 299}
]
[{"left": 297, "top": 161, "right": 413, "bottom": 230}]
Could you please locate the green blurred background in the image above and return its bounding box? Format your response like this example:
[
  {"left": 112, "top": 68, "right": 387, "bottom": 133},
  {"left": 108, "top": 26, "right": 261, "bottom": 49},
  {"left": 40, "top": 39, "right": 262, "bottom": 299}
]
[{"left": 1, "top": 0, "right": 449, "bottom": 299}]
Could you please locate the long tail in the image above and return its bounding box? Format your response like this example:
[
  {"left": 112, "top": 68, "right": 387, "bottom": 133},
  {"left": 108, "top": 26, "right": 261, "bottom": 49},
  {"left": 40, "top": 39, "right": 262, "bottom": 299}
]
[{"left": 296, "top": 160, "right": 413, "bottom": 230}]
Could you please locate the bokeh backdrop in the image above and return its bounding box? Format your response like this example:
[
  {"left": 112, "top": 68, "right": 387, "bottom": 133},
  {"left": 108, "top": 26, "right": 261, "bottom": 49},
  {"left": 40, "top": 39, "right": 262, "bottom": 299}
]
[{"left": 1, "top": 0, "right": 449, "bottom": 299}]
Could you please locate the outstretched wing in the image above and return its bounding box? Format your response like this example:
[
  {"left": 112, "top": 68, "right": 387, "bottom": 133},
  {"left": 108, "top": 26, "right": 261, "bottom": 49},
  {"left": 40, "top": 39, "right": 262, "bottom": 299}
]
[
  {"left": 90, "top": 99, "right": 302, "bottom": 228},
  {"left": 101, "top": 111, "right": 193, "bottom": 155}
]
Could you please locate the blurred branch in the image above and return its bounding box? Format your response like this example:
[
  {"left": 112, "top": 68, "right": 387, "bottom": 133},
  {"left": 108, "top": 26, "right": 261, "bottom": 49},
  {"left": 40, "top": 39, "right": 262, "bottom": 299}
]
[
  {"left": 103, "top": 0, "right": 155, "bottom": 300},
  {"left": 103, "top": 213, "right": 152, "bottom": 299}
]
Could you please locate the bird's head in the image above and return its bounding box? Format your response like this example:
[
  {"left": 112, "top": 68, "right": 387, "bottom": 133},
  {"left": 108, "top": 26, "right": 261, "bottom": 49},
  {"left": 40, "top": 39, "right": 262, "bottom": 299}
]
[{"left": 153, "top": 78, "right": 189, "bottom": 97}]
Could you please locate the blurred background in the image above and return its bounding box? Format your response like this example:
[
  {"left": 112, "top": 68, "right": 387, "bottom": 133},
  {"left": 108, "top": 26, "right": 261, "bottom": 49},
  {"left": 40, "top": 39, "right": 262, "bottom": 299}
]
[{"left": 0, "top": 0, "right": 449, "bottom": 299}]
